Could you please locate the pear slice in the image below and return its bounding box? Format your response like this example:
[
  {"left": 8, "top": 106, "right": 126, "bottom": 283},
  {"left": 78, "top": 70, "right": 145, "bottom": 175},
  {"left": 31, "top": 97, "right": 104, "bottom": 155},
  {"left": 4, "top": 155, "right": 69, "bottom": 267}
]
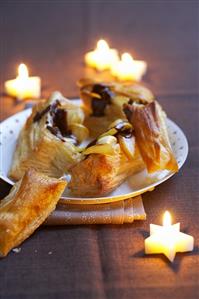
[
  {"left": 100, "top": 128, "right": 118, "bottom": 138},
  {"left": 83, "top": 144, "right": 116, "bottom": 156},
  {"left": 118, "top": 136, "right": 135, "bottom": 160},
  {"left": 70, "top": 123, "right": 89, "bottom": 143},
  {"left": 97, "top": 135, "right": 117, "bottom": 146}
]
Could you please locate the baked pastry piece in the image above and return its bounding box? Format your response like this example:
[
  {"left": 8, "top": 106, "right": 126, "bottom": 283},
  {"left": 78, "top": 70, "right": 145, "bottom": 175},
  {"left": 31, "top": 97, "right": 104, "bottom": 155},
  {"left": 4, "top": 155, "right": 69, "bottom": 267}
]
[
  {"left": 78, "top": 78, "right": 154, "bottom": 137},
  {"left": 68, "top": 119, "right": 145, "bottom": 197},
  {"left": 79, "top": 79, "right": 177, "bottom": 173},
  {"left": 0, "top": 169, "right": 66, "bottom": 257},
  {"left": 123, "top": 101, "right": 178, "bottom": 173},
  {"left": 9, "top": 91, "right": 88, "bottom": 181}
]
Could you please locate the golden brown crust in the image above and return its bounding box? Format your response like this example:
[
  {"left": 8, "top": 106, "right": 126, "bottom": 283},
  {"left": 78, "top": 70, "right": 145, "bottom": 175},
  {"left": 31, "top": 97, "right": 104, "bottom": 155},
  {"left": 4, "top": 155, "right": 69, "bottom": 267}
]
[
  {"left": 9, "top": 92, "right": 85, "bottom": 181},
  {"left": 78, "top": 79, "right": 154, "bottom": 138},
  {"left": 78, "top": 78, "right": 154, "bottom": 104},
  {"left": 124, "top": 101, "right": 178, "bottom": 173},
  {"left": 68, "top": 145, "right": 144, "bottom": 197},
  {"left": 83, "top": 116, "right": 111, "bottom": 138},
  {"left": 0, "top": 169, "right": 67, "bottom": 257}
]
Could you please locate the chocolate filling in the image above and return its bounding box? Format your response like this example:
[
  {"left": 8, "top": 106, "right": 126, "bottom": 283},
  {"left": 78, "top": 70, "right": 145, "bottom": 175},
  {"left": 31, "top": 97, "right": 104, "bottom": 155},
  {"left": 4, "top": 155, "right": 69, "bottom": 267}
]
[
  {"left": 33, "top": 105, "right": 51, "bottom": 122},
  {"left": 85, "top": 121, "right": 133, "bottom": 149},
  {"left": 115, "top": 122, "right": 133, "bottom": 138},
  {"left": 52, "top": 108, "right": 68, "bottom": 137},
  {"left": 123, "top": 103, "right": 133, "bottom": 123},
  {"left": 46, "top": 125, "right": 65, "bottom": 142},
  {"left": 91, "top": 84, "right": 113, "bottom": 117},
  {"left": 34, "top": 99, "right": 77, "bottom": 144},
  {"left": 85, "top": 138, "right": 98, "bottom": 149},
  {"left": 48, "top": 101, "right": 76, "bottom": 142}
]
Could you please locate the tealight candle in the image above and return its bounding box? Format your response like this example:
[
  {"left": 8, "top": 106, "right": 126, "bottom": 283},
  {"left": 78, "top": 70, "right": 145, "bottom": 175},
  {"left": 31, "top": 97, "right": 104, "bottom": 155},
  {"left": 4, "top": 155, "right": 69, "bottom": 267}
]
[
  {"left": 5, "top": 63, "right": 41, "bottom": 100},
  {"left": 145, "top": 211, "right": 194, "bottom": 262},
  {"left": 111, "top": 52, "right": 147, "bottom": 81},
  {"left": 85, "top": 39, "right": 119, "bottom": 71}
]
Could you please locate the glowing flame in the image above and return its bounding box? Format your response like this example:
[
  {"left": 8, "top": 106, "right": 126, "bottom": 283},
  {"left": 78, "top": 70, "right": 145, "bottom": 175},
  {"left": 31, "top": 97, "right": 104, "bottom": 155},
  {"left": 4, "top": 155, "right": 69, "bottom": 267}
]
[
  {"left": 121, "top": 52, "right": 134, "bottom": 64},
  {"left": 97, "top": 39, "right": 109, "bottom": 51},
  {"left": 163, "top": 211, "right": 172, "bottom": 226},
  {"left": 18, "top": 63, "right": 29, "bottom": 79}
]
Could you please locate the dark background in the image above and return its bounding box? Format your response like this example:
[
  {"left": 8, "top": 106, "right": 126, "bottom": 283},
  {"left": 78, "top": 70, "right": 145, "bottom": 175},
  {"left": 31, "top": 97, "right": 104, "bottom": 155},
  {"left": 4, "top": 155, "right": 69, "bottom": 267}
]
[{"left": 0, "top": 1, "right": 199, "bottom": 299}]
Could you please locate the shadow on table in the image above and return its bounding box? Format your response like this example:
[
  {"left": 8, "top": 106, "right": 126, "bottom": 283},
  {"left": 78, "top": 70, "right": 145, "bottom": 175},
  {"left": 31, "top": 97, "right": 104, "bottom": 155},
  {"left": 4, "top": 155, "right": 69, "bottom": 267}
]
[{"left": 130, "top": 228, "right": 199, "bottom": 273}]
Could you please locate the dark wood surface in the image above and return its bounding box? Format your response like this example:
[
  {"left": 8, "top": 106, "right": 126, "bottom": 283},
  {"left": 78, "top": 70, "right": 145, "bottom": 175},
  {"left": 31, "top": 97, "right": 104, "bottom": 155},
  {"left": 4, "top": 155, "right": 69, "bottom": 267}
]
[{"left": 0, "top": 1, "right": 198, "bottom": 299}]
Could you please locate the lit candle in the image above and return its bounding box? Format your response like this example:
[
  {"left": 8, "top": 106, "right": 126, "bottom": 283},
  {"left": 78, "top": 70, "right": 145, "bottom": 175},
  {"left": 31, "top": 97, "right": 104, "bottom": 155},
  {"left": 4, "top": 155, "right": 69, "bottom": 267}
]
[
  {"left": 5, "top": 63, "right": 41, "bottom": 99},
  {"left": 111, "top": 52, "right": 147, "bottom": 81},
  {"left": 145, "top": 211, "right": 194, "bottom": 262},
  {"left": 85, "top": 39, "right": 119, "bottom": 71}
]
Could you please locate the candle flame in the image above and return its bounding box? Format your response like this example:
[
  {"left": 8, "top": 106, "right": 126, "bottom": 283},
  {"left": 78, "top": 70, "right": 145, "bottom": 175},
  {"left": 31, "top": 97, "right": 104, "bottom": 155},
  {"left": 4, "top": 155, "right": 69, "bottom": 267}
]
[
  {"left": 121, "top": 52, "right": 134, "bottom": 63},
  {"left": 18, "top": 63, "right": 29, "bottom": 79},
  {"left": 97, "top": 39, "right": 109, "bottom": 51},
  {"left": 163, "top": 211, "right": 172, "bottom": 226}
]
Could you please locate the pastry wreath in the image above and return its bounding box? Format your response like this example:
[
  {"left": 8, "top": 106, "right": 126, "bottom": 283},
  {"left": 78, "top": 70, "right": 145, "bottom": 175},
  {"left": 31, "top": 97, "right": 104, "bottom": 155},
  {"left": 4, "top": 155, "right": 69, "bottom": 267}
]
[{"left": 9, "top": 80, "right": 178, "bottom": 198}]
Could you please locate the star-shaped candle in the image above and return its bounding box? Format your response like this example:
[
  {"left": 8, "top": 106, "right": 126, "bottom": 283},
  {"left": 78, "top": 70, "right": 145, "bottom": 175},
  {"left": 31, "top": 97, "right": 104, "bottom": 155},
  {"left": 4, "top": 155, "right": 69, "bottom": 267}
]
[
  {"left": 5, "top": 63, "right": 41, "bottom": 100},
  {"left": 85, "top": 39, "right": 119, "bottom": 71},
  {"left": 145, "top": 211, "right": 194, "bottom": 262},
  {"left": 111, "top": 52, "right": 147, "bottom": 81}
]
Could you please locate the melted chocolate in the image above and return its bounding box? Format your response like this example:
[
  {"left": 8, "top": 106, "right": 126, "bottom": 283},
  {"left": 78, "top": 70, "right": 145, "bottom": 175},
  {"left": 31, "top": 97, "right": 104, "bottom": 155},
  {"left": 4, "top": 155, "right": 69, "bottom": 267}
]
[
  {"left": 46, "top": 125, "right": 60, "bottom": 137},
  {"left": 115, "top": 122, "right": 133, "bottom": 138},
  {"left": 91, "top": 84, "right": 113, "bottom": 117},
  {"left": 85, "top": 122, "right": 133, "bottom": 149},
  {"left": 123, "top": 104, "right": 133, "bottom": 123},
  {"left": 128, "top": 99, "right": 134, "bottom": 105},
  {"left": 33, "top": 105, "right": 51, "bottom": 122},
  {"left": 46, "top": 126, "right": 65, "bottom": 142},
  {"left": 34, "top": 99, "right": 76, "bottom": 143},
  {"left": 50, "top": 100, "right": 60, "bottom": 114},
  {"left": 52, "top": 108, "right": 69, "bottom": 137},
  {"left": 85, "top": 138, "right": 97, "bottom": 148},
  {"left": 48, "top": 101, "right": 74, "bottom": 141}
]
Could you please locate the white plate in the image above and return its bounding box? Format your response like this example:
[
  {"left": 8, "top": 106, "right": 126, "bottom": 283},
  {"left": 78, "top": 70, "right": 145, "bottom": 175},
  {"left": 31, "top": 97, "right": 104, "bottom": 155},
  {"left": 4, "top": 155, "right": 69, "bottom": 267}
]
[{"left": 0, "top": 101, "right": 188, "bottom": 204}]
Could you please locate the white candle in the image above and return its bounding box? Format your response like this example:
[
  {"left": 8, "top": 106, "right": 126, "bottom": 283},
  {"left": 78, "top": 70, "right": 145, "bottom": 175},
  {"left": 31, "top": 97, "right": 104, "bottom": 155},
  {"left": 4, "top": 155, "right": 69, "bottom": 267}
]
[
  {"left": 85, "top": 39, "right": 119, "bottom": 71},
  {"left": 5, "top": 63, "right": 41, "bottom": 99},
  {"left": 145, "top": 211, "right": 194, "bottom": 262},
  {"left": 111, "top": 52, "right": 147, "bottom": 81}
]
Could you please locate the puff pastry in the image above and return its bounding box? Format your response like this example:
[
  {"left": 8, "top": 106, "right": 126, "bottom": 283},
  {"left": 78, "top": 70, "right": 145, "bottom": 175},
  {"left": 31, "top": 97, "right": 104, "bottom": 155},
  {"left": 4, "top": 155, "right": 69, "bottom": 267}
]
[
  {"left": 78, "top": 78, "right": 154, "bottom": 137},
  {"left": 79, "top": 79, "right": 177, "bottom": 173},
  {"left": 69, "top": 120, "right": 145, "bottom": 197},
  {"left": 9, "top": 91, "right": 87, "bottom": 181},
  {"left": 123, "top": 101, "right": 178, "bottom": 173},
  {"left": 0, "top": 169, "right": 67, "bottom": 257}
]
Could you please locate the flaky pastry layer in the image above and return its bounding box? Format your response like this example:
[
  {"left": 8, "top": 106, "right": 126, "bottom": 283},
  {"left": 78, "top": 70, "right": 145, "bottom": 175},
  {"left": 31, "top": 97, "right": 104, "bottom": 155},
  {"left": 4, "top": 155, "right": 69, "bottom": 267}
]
[{"left": 0, "top": 169, "right": 66, "bottom": 257}]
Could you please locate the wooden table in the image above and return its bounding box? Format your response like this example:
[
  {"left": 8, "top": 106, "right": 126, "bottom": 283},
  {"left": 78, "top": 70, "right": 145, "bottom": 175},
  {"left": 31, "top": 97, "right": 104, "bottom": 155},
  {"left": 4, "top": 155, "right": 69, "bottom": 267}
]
[{"left": 0, "top": 1, "right": 198, "bottom": 299}]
